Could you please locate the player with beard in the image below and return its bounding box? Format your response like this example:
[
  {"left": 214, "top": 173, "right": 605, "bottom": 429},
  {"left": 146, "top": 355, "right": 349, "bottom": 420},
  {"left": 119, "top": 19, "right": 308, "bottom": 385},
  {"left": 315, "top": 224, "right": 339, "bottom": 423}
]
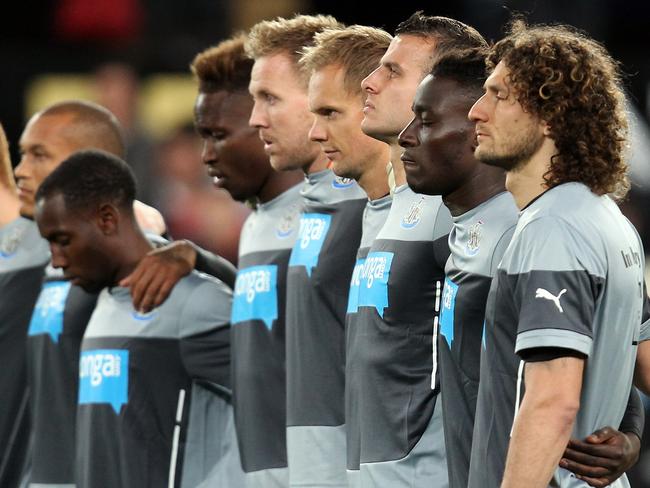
[{"left": 467, "top": 22, "right": 645, "bottom": 488}]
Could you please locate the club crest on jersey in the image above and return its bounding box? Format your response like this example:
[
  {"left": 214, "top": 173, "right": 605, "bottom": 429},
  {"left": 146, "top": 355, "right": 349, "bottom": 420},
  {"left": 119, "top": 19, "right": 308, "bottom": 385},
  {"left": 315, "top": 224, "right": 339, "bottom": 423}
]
[
  {"left": 28, "top": 281, "right": 71, "bottom": 343},
  {"left": 275, "top": 204, "right": 300, "bottom": 239},
  {"left": 289, "top": 213, "right": 331, "bottom": 276},
  {"left": 346, "top": 258, "right": 366, "bottom": 314},
  {"left": 401, "top": 197, "right": 425, "bottom": 229},
  {"left": 0, "top": 225, "right": 24, "bottom": 258},
  {"left": 332, "top": 176, "right": 355, "bottom": 189},
  {"left": 232, "top": 265, "right": 278, "bottom": 329},
  {"left": 439, "top": 278, "right": 458, "bottom": 347},
  {"left": 131, "top": 309, "right": 158, "bottom": 321},
  {"left": 465, "top": 220, "right": 483, "bottom": 255},
  {"left": 357, "top": 251, "right": 394, "bottom": 317},
  {"left": 79, "top": 349, "right": 129, "bottom": 414}
]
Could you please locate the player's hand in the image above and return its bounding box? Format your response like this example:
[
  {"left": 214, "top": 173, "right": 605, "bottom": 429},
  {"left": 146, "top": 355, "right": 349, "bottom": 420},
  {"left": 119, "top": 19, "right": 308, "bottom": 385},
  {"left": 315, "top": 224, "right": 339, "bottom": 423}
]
[
  {"left": 560, "top": 426, "right": 640, "bottom": 487},
  {"left": 133, "top": 200, "right": 166, "bottom": 235},
  {"left": 120, "top": 240, "right": 197, "bottom": 312}
]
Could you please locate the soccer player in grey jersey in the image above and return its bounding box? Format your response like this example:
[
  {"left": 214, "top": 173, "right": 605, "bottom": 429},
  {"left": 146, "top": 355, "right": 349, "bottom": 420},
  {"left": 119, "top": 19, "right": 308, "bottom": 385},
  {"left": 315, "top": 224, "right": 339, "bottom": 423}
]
[
  {"left": 14, "top": 100, "right": 227, "bottom": 488},
  {"left": 468, "top": 22, "right": 645, "bottom": 488},
  {"left": 246, "top": 15, "right": 350, "bottom": 487},
  {"left": 280, "top": 26, "right": 391, "bottom": 487},
  {"left": 403, "top": 47, "right": 647, "bottom": 488},
  {"left": 399, "top": 47, "right": 518, "bottom": 488},
  {"left": 35, "top": 150, "right": 244, "bottom": 488},
  {"left": 0, "top": 124, "right": 49, "bottom": 488},
  {"left": 191, "top": 34, "right": 304, "bottom": 488},
  {"left": 347, "top": 13, "right": 487, "bottom": 487}
]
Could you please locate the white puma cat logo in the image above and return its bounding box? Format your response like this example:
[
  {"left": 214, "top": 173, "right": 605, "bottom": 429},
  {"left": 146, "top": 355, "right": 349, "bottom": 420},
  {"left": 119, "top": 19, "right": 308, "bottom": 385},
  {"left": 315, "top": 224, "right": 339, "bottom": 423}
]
[{"left": 535, "top": 288, "right": 567, "bottom": 313}]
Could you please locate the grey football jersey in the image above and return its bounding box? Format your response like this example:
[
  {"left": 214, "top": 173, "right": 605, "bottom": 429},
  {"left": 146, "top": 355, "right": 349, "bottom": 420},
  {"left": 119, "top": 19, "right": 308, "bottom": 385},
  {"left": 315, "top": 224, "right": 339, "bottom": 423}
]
[
  {"left": 439, "top": 192, "right": 517, "bottom": 488},
  {"left": 345, "top": 193, "right": 392, "bottom": 481},
  {"left": 0, "top": 218, "right": 49, "bottom": 487},
  {"left": 27, "top": 262, "right": 98, "bottom": 487},
  {"left": 286, "top": 170, "right": 366, "bottom": 487},
  {"left": 231, "top": 183, "right": 302, "bottom": 487},
  {"left": 75, "top": 272, "right": 242, "bottom": 488},
  {"left": 468, "top": 183, "right": 645, "bottom": 488},
  {"left": 347, "top": 185, "right": 452, "bottom": 487}
]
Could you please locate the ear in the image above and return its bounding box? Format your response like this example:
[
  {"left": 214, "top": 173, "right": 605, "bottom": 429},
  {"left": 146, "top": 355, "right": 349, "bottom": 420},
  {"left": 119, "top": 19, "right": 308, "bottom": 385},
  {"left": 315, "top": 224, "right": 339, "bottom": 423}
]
[
  {"left": 542, "top": 121, "right": 552, "bottom": 137},
  {"left": 95, "top": 203, "right": 120, "bottom": 236}
]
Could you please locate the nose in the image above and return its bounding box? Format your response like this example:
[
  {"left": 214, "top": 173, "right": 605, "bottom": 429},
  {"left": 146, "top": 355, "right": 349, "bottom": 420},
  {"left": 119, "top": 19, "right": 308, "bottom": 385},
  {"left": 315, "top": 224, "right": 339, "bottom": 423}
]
[
  {"left": 468, "top": 94, "right": 488, "bottom": 122},
  {"left": 200, "top": 138, "right": 217, "bottom": 165},
  {"left": 361, "top": 66, "right": 380, "bottom": 94},
  {"left": 308, "top": 117, "right": 326, "bottom": 143},
  {"left": 14, "top": 154, "right": 30, "bottom": 181},
  {"left": 398, "top": 117, "right": 418, "bottom": 148},
  {"left": 49, "top": 244, "right": 68, "bottom": 270},
  {"left": 248, "top": 100, "right": 268, "bottom": 129}
]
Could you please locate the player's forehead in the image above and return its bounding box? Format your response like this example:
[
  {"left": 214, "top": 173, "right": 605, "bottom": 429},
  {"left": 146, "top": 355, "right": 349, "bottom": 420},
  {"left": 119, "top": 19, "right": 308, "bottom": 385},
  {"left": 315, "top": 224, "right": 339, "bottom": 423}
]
[
  {"left": 249, "top": 52, "right": 303, "bottom": 94},
  {"left": 381, "top": 34, "right": 434, "bottom": 71}
]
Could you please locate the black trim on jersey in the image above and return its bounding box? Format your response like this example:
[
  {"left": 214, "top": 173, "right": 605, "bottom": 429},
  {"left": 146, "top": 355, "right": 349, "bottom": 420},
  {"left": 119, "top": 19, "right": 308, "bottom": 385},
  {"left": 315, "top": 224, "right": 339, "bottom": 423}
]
[{"left": 520, "top": 347, "right": 586, "bottom": 362}]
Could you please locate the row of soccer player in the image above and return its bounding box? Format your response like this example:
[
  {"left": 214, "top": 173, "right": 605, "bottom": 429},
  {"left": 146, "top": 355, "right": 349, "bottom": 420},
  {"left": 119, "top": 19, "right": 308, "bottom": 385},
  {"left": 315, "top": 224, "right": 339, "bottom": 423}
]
[{"left": 1, "top": 10, "right": 649, "bottom": 488}]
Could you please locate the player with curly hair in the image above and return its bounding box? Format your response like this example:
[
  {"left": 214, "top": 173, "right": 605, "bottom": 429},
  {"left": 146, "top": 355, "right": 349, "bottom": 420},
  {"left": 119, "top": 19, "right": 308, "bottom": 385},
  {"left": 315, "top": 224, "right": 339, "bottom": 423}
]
[{"left": 467, "top": 21, "right": 645, "bottom": 488}]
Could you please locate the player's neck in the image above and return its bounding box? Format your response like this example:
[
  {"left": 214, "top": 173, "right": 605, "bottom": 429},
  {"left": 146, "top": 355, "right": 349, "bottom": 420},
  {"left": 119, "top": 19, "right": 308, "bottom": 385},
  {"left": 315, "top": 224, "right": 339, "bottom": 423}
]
[
  {"left": 303, "top": 151, "right": 330, "bottom": 175},
  {"left": 114, "top": 227, "right": 155, "bottom": 286},
  {"left": 258, "top": 169, "right": 304, "bottom": 204},
  {"left": 389, "top": 143, "right": 406, "bottom": 187},
  {"left": 444, "top": 165, "right": 506, "bottom": 217},
  {"left": 357, "top": 154, "right": 390, "bottom": 201},
  {"left": 506, "top": 139, "right": 556, "bottom": 209},
  {"left": 0, "top": 186, "right": 20, "bottom": 227}
]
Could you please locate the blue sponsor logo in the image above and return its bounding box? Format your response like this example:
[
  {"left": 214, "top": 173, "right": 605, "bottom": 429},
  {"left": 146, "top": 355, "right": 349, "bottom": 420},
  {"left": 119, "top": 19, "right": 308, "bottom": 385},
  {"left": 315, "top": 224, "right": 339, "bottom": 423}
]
[
  {"left": 332, "top": 177, "right": 355, "bottom": 189},
  {"left": 79, "top": 349, "right": 129, "bottom": 413},
  {"left": 357, "top": 251, "right": 393, "bottom": 318},
  {"left": 346, "top": 258, "right": 365, "bottom": 314},
  {"left": 232, "top": 265, "right": 278, "bottom": 329},
  {"left": 440, "top": 277, "right": 458, "bottom": 347},
  {"left": 28, "top": 281, "right": 71, "bottom": 343},
  {"left": 289, "top": 213, "right": 331, "bottom": 276}
]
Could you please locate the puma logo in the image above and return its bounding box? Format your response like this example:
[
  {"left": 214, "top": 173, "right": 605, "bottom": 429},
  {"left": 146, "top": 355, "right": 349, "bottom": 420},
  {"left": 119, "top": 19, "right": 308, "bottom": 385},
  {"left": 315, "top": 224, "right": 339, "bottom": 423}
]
[{"left": 535, "top": 288, "right": 567, "bottom": 313}]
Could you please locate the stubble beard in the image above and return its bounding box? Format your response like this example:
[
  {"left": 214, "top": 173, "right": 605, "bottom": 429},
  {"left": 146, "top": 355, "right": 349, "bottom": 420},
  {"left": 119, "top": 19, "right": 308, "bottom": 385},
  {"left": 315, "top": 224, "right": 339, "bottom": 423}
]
[{"left": 475, "top": 129, "right": 544, "bottom": 173}]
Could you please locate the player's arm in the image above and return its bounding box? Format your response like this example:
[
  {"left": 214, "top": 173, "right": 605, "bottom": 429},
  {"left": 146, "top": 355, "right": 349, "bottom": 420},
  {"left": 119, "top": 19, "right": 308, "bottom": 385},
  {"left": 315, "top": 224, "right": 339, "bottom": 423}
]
[
  {"left": 120, "top": 239, "right": 237, "bottom": 312},
  {"left": 501, "top": 352, "right": 584, "bottom": 488},
  {"left": 635, "top": 340, "right": 650, "bottom": 395},
  {"left": 634, "top": 288, "right": 650, "bottom": 394},
  {"left": 559, "top": 386, "right": 643, "bottom": 487}
]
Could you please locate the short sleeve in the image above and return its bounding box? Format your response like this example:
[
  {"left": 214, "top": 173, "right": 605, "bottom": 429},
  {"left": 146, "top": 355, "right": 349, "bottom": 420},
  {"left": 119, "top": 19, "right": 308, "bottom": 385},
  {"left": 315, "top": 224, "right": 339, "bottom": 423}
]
[
  {"left": 179, "top": 274, "right": 233, "bottom": 389},
  {"left": 510, "top": 218, "right": 604, "bottom": 357}
]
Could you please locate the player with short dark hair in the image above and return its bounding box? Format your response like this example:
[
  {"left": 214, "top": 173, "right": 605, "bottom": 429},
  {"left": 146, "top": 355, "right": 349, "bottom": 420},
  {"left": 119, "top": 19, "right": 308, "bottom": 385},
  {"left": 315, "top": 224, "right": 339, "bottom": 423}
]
[{"left": 35, "top": 149, "right": 242, "bottom": 487}]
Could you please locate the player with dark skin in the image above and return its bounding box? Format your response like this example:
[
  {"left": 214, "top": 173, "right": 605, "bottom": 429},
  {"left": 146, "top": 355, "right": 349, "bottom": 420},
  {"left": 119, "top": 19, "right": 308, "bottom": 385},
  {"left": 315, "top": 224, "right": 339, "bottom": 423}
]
[
  {"left": 120, "top": 35, "right": 304, "bottom": 312},
  {"left": 400, "top": 56, "right": 642, "bottom": 488}
]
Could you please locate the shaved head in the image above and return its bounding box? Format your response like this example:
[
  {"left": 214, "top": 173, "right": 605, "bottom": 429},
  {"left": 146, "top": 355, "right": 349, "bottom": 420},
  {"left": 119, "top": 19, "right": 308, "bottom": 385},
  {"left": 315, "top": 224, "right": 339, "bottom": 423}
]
[{"left": 38, "top": 100, "right": 126, "bottom": 158}]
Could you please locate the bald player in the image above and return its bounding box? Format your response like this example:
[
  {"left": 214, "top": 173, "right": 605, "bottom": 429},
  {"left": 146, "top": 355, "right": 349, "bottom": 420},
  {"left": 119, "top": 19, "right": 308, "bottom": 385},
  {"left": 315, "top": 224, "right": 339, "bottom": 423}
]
[{"left": 13, "top": 100, "right": 230, "bottom": 488}]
